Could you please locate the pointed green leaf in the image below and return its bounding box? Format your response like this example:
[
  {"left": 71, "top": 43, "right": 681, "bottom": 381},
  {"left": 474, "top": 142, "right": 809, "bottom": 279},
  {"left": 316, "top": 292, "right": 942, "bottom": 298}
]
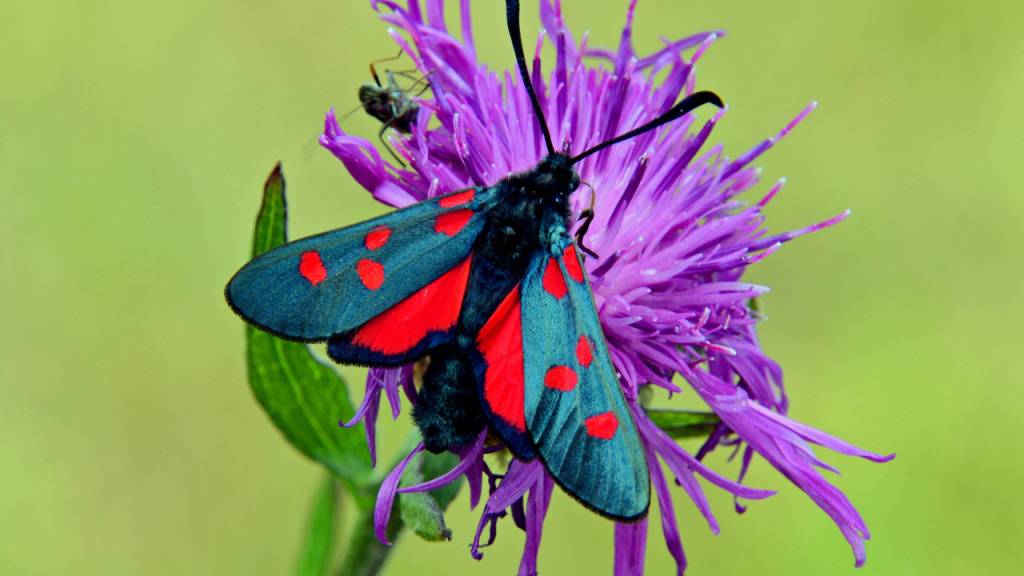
[
  {"left": 645, "top": 409, "right": 720, "bottom": 439},
  {"left": 398, "top": 451, "right": 461, "bottom": 542},
  {"left": 294, "top": 474, "right": 339, "bottom": 576},
  {"left": 399, "top": 491, "right": 451, "bottom": 542},
  {"left": 244, "top": 164, "right": 371, "bottom": 481}
]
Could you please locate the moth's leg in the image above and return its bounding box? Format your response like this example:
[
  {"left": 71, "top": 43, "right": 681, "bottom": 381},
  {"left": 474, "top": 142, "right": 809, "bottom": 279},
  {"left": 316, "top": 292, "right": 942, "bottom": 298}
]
[
  {"left": 574, "top": 183, "right": 599, "bottom": 258},
  {"left": 412, "top": 348, "right": 486, "bottom": 453}
]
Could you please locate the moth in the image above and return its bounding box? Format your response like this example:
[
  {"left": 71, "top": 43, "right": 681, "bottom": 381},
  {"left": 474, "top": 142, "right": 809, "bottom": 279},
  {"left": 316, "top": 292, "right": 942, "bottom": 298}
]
[{"left": 226, "top": 0, "right": 722, "bottom": 521}]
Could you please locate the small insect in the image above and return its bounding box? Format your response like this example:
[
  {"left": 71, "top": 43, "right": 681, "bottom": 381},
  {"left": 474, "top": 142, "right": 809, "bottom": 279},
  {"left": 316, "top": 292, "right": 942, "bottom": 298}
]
[
  {"left": 226, "top": 0, "right": 722, "bottom": 521},
  {"left": 357, "top": 50, "right": 430, "bottom": 165}
]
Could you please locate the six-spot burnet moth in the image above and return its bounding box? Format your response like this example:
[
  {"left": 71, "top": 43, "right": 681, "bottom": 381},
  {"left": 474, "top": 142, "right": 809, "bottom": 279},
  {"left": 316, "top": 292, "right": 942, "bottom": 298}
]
[{"left": 225, "top": 0, "right": 723, "bottom": 521}]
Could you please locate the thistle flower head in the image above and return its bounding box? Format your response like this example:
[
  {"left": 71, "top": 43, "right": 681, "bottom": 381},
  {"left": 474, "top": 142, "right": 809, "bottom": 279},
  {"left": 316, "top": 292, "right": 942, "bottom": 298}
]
[{"left": 324, "top": 1, "right": 892, "bottom": 573}]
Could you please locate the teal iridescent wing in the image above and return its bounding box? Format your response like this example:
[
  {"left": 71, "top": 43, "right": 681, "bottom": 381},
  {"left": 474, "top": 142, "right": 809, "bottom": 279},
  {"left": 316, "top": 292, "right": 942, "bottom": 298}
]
[
  {"left": 226, "top": 188, "right": 494, "bottom": 349},
  {"left": 519, "top": 240, "right": 650, "bottom": 520}
]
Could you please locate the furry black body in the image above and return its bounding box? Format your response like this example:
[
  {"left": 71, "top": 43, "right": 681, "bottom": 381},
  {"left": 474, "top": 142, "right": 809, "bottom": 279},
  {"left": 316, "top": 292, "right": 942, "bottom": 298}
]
[{"left": 413, "top": 154, "right": 580, "bottom": 454}]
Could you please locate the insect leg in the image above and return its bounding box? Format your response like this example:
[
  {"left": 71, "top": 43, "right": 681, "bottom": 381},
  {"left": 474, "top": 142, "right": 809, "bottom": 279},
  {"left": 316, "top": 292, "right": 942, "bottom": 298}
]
[
  {"left": 339, "top": 99, "right": 373, "bottom": 122},
  {"left": 574, "top": 182, "right": 600, "bottom": 258},
  {"left": 378, "top": 119, "right": 407, "bottom": 167},
  {"left": 575, "top": 210, "right": 598, "bottom": 258},
  {"left": 369, "top": 48, "right": 404, "bottom": 87},
  {"left": 410, "top": 71, "right": 435, "bottom": 97},
  {"left": 389, "top": 69, "right": 434, "bottom": 98}
]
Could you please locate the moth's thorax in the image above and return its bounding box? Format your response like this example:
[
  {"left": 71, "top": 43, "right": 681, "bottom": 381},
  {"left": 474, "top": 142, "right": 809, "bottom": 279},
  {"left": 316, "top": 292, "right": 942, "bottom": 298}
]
[{"left": 497, "top": 153, "right": 579, "bottom": 252}]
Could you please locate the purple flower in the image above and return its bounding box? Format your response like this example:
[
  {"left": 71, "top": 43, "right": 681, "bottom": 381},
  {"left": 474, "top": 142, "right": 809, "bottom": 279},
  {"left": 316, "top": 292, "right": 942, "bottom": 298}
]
[{"left": 325, "top": 0, "right": 893, "bottom": 573}]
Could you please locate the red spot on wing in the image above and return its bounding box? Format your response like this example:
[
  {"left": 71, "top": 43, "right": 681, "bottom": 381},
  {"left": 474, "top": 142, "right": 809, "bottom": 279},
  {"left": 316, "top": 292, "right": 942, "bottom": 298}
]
[
  {"left": 364, "top": 226, "right": 392, "bottom": 250},
  {"left": 438, "top": 189, "right": 475, "bottom": 208},
  {"left": 476, "top": 286, "right": 526, "bottom": 432},
  {"left": 585, "top": 412, "right": 619, "bottom": 440},
  {"left": 434, "top": 209, "right": 474, "bottom": 236},
  {"left": 356, "top": 259, "right": 385, "bottom": 291},
  {"left": 544, "top": 366, "right": 578, "bottom": 391},
  {"left": 576, "top": 336, "right": 593, "bottom": 367},
  {"left": 563, "top": 244, "right": 585, "bottom": 283},
  {"left": 352, "top": 257, "right": 472, "bottom": 355},
  {"left": 542, "top": 258, "right": 567, "bottom": 299},
  {"left": 299, "top": 251, "right": 327, "bottom": 286}
]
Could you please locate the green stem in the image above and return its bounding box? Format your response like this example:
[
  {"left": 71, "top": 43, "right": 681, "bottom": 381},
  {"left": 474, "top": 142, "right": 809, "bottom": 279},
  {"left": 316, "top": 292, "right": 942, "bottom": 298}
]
[
  {"left": 336, "top": 499, "right": 403, "bottom": 576},
  {"left": 295, "top": 475, "right": 340, "bottom": 576},
  {"left": 336, "top": 434, "right": 419, "bottom": 576}
]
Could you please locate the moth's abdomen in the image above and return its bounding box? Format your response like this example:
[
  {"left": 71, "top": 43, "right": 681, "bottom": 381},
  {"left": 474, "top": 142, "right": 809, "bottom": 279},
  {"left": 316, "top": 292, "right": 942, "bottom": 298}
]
[{"left": 413, "top": 348, "right": 486, "bottom": 453}]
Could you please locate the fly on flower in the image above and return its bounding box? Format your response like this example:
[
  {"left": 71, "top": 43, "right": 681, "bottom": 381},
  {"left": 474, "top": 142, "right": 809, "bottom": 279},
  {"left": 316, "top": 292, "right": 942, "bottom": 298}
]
[
  {"left": 356, "top": 49, "right": 427, "bottom": 164},
  {"left": 226, "top": 0, "right": 725, "bottom": 521}
]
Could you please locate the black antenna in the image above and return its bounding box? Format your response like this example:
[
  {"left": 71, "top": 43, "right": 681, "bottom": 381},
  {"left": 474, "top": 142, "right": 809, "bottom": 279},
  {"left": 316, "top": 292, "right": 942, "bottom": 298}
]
[
  {"left": 506, "top": 0, "right": 555, "bottom": 156},
  {"left": 569, "top": 91, "right": 724, "bottom": 165}
]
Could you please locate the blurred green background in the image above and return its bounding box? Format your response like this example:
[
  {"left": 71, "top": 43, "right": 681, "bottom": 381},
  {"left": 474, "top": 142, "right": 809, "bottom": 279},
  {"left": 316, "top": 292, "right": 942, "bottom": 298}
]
[{"left": 3, "top": 0, "right": 1021, "bottom": 574}]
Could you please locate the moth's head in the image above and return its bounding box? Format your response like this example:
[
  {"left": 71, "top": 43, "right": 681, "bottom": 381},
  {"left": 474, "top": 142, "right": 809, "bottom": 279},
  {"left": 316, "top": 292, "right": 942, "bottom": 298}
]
[{"left": 534, "top": 152, "right": 580, "bottom": 197}]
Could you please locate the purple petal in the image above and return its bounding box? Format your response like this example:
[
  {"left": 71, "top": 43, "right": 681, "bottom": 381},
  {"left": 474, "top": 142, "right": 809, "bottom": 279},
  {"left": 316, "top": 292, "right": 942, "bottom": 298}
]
[
  {"left": 374, "top": 442, "right": 425, "bottom": 545},
  {"left": 614, "top": 517, "right": 649, "bottom": 576},
  {"left": 648, "top": 450, "right": 687, "bottom": 574},
  {"left": 397, "top": 430, "right": 487, "bottom": 493},
  {"left": 518, "top": 474, "right": 554, "bottom": 576},
  {"left": 471, "top": 460, "right": 544, "bottom": 560}
]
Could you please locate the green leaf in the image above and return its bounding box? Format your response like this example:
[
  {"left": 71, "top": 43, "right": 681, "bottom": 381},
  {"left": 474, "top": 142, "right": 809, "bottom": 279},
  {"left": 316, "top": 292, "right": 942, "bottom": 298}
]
[
  {"left": 244, "top": 163, "right": 371, "bottom": 481},
  {"left": 294, "top": 474, "right": 339, "bottom": 576},
  {"left": 645, "top": 409, "right": 720, "bottom": 439},
  {"left": 399, "top": 491, "right": 450, "bottom": 542},
  {"left": 398, "top": 451, "right": 462, "bottom": 542}
]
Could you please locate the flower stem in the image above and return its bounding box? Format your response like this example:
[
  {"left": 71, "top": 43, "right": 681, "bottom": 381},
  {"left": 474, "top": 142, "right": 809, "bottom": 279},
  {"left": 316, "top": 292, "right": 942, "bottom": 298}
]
[
  {"left": 336, "top": 433, "right": 420, "bottom": 576},
  {"left": 336, "top": 504, "right": 403, "bottom": 576}
]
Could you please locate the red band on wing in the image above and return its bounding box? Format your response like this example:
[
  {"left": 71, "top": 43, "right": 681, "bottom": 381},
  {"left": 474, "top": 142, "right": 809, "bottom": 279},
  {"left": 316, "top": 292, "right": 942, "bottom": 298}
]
[
  {"left": 476, "top": 286, "right": 526, "bottom": 432},
  {"left": 584, "top": 412, "right": 619, "bottom": 440},
  {"left": 434, "top": 209, "right": 474, "bottom": 236},
  {"left": 352, "top": 256, "right": 472, "bottom": 354},
  {"left": 299, "top": 251, "right": 328, "bottom": 286},
  {"left": 542, "top": 257, "right": 567, "bottom": 299},
  {"left": 438, "top": 189, "right": 475, "bottom": 208},
  {"left": 563, "top": 244, "right": 585, "bottom": 283}
]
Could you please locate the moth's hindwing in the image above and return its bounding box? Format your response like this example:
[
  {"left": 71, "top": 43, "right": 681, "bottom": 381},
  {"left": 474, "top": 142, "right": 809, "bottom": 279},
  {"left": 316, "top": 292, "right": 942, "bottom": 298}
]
[
  {"left": 473, "top": 284, "right": 536, "bottom": 460},
  {"left": 226, "top": 188, "right": 492, "bottom": 348},
  {"left": 520, "top": 241, "right": 651, "bottom": 520}
]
